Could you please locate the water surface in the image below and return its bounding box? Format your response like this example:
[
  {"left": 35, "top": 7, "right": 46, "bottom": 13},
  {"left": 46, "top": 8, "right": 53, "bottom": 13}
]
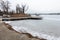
[{"left": 7, "top": 15, "right": 60, "bottom": 37}]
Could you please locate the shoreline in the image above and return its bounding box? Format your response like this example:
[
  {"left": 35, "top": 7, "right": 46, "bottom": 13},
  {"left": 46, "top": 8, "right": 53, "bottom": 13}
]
[
  {"left": 4, "top": 21, "right": 60, "bottom": 40},
  {"left": 0, "top": 22, "right": 46, "bottom": 40}
]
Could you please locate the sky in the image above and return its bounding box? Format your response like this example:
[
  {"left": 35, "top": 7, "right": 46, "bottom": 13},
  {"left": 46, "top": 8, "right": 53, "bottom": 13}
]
[{"left": 1, "top": 0, "right": 60, "bottom": 13}]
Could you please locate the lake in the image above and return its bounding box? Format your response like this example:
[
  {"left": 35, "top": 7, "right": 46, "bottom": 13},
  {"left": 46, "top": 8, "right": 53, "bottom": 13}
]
[{"left": 5, "top": 15, "right": 60, "bottom": 40}]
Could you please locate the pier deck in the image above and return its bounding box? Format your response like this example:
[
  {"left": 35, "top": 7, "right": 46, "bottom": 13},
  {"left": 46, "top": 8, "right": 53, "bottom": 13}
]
[{"left": 2, "top": 17, "right": 42, "bottom": 21}]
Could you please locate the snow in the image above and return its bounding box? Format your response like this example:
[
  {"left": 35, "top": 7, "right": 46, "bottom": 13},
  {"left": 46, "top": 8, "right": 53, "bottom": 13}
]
[{"left": 4, "top": 20, "right": 60, "bottom": 40}]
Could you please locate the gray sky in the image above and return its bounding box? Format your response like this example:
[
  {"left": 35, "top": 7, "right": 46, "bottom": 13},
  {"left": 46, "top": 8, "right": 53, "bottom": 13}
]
[{"left": 1, "top": 0, "right": 60, "bottom": 13}]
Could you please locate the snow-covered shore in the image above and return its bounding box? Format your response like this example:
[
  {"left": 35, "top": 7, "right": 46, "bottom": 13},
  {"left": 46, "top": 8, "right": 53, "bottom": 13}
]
[
  {"left": 4, "top": 15, "right": 60, "bottom": 40},
  {"left": 5, "top": 21, "right": 60, "bottom": 40}
]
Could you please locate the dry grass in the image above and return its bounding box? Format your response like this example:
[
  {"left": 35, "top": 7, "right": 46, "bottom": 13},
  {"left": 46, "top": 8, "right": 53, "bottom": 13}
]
[{"left": 10, "top": 13, "right": 31, "bottom": 17}]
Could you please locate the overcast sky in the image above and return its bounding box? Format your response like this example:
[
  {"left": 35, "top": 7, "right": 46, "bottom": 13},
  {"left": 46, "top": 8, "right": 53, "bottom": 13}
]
[{"left": 1, "top": 0, "right": 60, "bottom": 13}]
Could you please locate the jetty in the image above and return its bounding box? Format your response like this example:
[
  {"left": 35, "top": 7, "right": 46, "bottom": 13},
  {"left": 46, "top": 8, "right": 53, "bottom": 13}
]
[
  {"left": 2, "top": 17, "right": 42, "bottom": 21},
  {"left": 0, "top": 13, "right": 42, "bottom": 21}
]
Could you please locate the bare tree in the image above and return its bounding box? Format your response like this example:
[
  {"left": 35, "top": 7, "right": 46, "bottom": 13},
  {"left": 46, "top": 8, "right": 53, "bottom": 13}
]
[
  {"left": 16, "top": 4, "right": 20, "bottom": 13},
  {"left": 16, "top": 4, "right": 23, "bottom": 13},
  {"left": 0, "top": 0, "right": 6, "bottom": 12},
  {"left": 5, "top": 1, "right": 10, "bottom": 14},
  {"left": 0, "top": 0, "right": 10, "bottom": 14},
  {"left": 21, "top": 4, "right": 28, "bottom": 13},
  {"left": 16, "top": 4, "right": 29, "bottom": 14}
]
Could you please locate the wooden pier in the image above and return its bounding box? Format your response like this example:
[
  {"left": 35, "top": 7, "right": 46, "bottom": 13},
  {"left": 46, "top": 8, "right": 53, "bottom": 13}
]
[{"left": 2, "top": 17, "right": 42, "bottom": 21}]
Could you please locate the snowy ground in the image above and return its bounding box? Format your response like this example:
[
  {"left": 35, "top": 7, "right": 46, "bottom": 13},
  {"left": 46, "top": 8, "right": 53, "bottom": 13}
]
[{"left": 4, "top": 15, "right": 60, "bottom": 40}]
